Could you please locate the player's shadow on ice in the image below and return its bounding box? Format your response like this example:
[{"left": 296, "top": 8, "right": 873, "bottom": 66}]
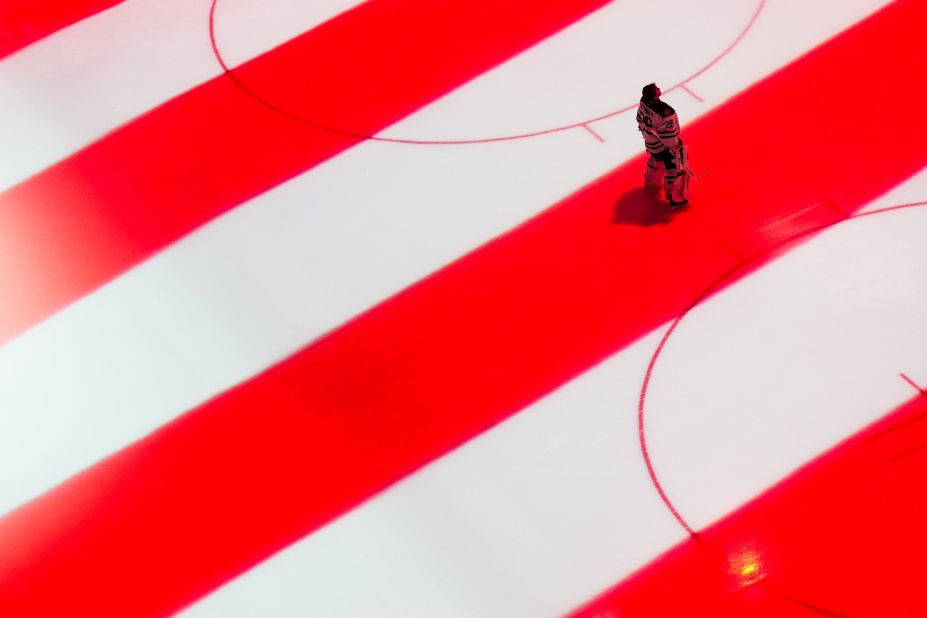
[{"left": 611, "top": 187, "right": 671, "bottom": 227}]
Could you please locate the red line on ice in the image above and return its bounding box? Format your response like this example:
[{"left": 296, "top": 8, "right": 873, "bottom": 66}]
[
  {"left": 1, "top": 0, "right": 926, "bottom": 616},
  {"left": 207, "top": 0, "right": 765, "bottom": 144},
  {"left": 582, "top": 123, "right": 606, "bottom": 142},
  {"left": 635, "top": 199, "right": 927, "bottom": 616},
  {"left": 889, "top": 441, "right": 927, "bottom": 463},
  {"left": 573, "top": 392, "right": 927, "bottom": 616},
  {"left": 900, "top": 372, "right": 926, "bottom": 395},
  {"left": 681, "top": 83, "right": 705, "bottom": 102}
]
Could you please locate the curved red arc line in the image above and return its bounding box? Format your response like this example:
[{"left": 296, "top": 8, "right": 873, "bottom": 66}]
[
  {"left": 637, "top": 316, "right": 695, "bottom": 535},
  {"left": 2, "top": 2, "right": 925, "bottom": 616},
  {"left": 635, "top": 200, "right": 926, "bottom": 616},
  {"left": 637, "top": 199, "right": 927, "bottom": 535},
  {"left": 209, "top": 0, "right": 765, "bottom": 145},
  {"left": 679, "top": 0, "right": 766, "bottom": 85}
]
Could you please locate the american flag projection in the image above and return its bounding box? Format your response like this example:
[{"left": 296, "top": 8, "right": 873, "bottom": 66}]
[{"left": 2, "top": 0, "right": 927, "bottom": 615}]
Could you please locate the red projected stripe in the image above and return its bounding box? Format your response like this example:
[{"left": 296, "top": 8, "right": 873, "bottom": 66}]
[
  {"left": 570, "top": 393, "right": 927, "bottom": 617},
  {"left": 0, "top": 0, "right": 124, "bottom": 59},
  {"left": 0, "top": 0, "right": 611, "bottom": 346},
  {"left": 1, "top": 1, "right": 925, "bottom": 616}
]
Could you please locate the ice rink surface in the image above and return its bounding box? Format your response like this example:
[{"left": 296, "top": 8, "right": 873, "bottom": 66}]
[{"left": 1, "top": 1, "right": 926, "bottom": 616}]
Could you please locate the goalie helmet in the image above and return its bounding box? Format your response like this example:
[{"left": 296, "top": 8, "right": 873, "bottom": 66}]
[{"left": 642, "top": 83, "right": 659, "bottom": 99}]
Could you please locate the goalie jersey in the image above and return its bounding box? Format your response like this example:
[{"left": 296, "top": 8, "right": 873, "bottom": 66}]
[{"left": 636, "top": 98, "right": 681, "bottom": 155}]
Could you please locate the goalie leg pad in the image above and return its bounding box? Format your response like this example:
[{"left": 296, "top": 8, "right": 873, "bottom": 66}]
[
  {"left": 665, "top": 145, "right": 691, "bottom": 202},
  {"left": 644, "top": 154, "right": 666, "bottom": 187},
  {"left": 665, "top": 171, "right": 690, "bottom": 203}
]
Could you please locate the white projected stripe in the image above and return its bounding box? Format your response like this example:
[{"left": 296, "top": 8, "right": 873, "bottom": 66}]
[
  {"left": 183, "top": 328, "right": 686, "bottom": 618},
  {"left": 0, "top": 0, "right": 367, "bottom": 191},
  {"left": 183, "top": 179, "right": 927, "bottom": 618},
  {"left": 0, "top": 0, "right": 894, "bottom": 520}
]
